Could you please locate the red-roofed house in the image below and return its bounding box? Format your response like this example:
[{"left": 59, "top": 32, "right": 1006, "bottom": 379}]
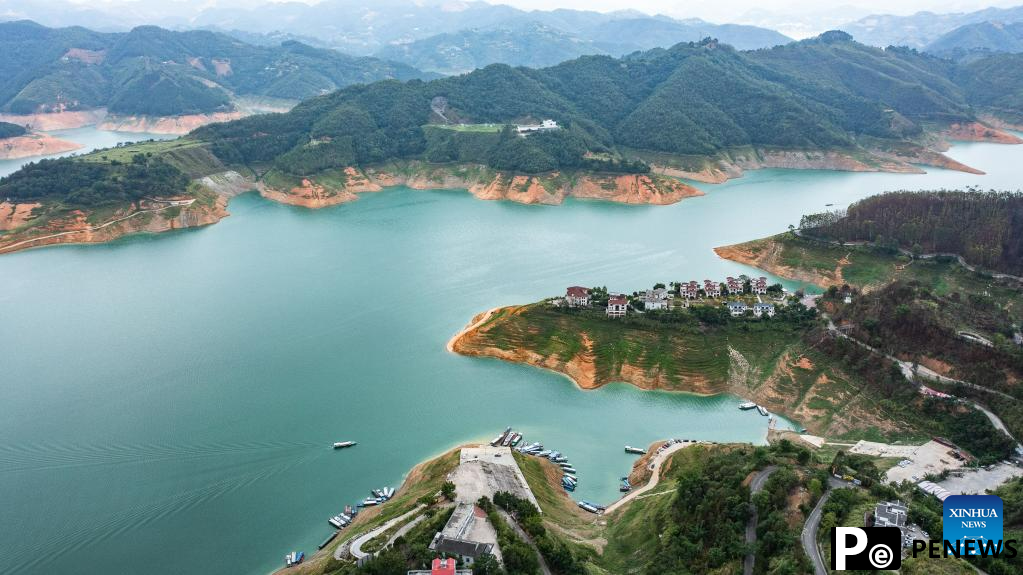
[
  {"left": 607, "top": 294, "right": 628, "bottom": 318},
  {"left": 407, "top": 557, "right": 472, "bottom": 575},
  {"left": 565, "top": 286, "right": 591, "bottom": 307}
]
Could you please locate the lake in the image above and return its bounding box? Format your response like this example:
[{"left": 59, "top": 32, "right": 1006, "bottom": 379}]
[{"left": 1, "top": 135, "right": 1021, "bottom": 575}]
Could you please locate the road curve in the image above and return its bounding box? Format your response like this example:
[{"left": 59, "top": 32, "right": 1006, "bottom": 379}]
[
  {"left": 744, "top": 465, "right": 779, "bottom": 575},
  {"left": 337, "top": 504, "right": 425, "bottom": 561},
  {"left": 801, "top": 490, "right": 831, "bottom": 575},
  {"left": 604, "top": 442, "right": 692, "bottom": 515}
]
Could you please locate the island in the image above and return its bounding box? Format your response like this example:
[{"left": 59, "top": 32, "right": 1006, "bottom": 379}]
[{"left": 0, "top": 120, "right": 80, "bottom": 160}]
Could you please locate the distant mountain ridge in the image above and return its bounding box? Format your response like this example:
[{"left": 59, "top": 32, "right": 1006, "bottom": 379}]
[
  {"left": 0, "top": 0, "right": 791, "bottom": 65},
  {"left": 926, "top": 20, "right": 1023, "bottom": 58},
  {"left": 841, "top": 5, "right": 1023, "bottom": 48},
  {"left": 0, "top": 20, "right": 429, "bottom": 117}
]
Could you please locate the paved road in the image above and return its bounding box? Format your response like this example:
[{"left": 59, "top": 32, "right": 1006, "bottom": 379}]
[
  {"left": 801, "top": 489, "right": 831, "bottom": 575},
  {"left": 603, "top": 442, "right": 692, "bottom": 515},
  {"left": 337, "top": 504, "right": 425, "bottom": 561},
  {"left": 801, "top": 478, "right": 854, "bottom": 575},
  {"left": 743, "top": 465, "right": 778, "bottom": 575}
]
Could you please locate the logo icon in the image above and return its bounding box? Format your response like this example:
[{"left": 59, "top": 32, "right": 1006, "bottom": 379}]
[
  {"left": 830, "top": 527, "right": 902, "bottom": 570},
  {"left": 944, "top": 495, "right": 1003, "bottom": 555}
]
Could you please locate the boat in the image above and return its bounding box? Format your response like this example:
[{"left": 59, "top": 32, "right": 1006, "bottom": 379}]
[
  {"left": 562, "top": 480, "right": 575, "bottom": 492},
  {"left": 578, "top": 501, "right": 598, "bottom": 513},
  {"left": 384, "top": 487, "right": 395, "bottom": 498},
  {"left": 361, "top": 498, "right": 379, "bottom": 506},
  {"left": 563, "top": 474, "right": 577, "bottom": 482},
  {"left": 757, "top": 406, "right": 769, "bottom": 416},
  {"left": 490, "top": 434, "right": 504, "bottom": 447},
  {"left": 561, "top": 466, "right": 577, "bottom": 474},
  {"left": 738, "top": 402, "right": 757, "bottom": 410},
  {"left": 558, "top": 462, "right": 573, "bottom": 468},
  {"left": 624, "top": 446, "right": 646, "bottom": 454},
  {"left": 285, "top": 551, "right": 305, "bottom": 567},
  {"left": 318, "top": 532, "right": 338, "bottom": 550},
  {"left": 371, "top": 489, "right": 384, "bottom": 498},
  {"left": 333, "top": 441, "right": 357, "bottom": 449},
  {"left": 620, "top": 478, "right": 632, "bottom": 492},
  {"left": 582, "top": 500, "right": 606, "bottom": 511},
  {"left": 548, "top": 451, "right": 561, "bottom": 459},
  {"left": 537, "top": 450, "right": 552, "bottom": 457}
]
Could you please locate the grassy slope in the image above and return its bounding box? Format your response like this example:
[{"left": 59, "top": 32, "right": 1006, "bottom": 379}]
[{"left": 461, "top": 304, "right": 923, "bottom": 442}]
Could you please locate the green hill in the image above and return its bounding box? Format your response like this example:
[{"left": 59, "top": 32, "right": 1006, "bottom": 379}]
[
  {"left": 0, "top": 121, "right": 28, "bottom": 139},
  {"left": 926, "top": 21, "right": 1023, "bottom": 58},
  {"left": 195, "top": 31, "right": 1023, "bottom": 177},
  {"left": 0, "top": 20, "right": 430, "bottom": 116}
]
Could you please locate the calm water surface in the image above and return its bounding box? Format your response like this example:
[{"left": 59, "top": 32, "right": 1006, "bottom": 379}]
[
  {"left": 1, "top": 136, "right": 1022, "bottom": 575},
  {"left": 0, "top": 126, "right": 176, "bottom": 178}
]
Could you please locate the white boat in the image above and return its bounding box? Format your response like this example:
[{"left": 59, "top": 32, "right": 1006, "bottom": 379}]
[
  {"left": 757, "top": 406, "right": 769, "bottom": 416},
  {"left": 738, "top": 402, "right": 757, "bottom": 410},
  {"left": 624, "top": 446, "right": 646, "bottom": 454},
  {"left": 333, "top": 441, "right": 357, "bottom": 449}
]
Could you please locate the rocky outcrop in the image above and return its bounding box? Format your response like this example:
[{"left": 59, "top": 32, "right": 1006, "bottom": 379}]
[
  {"left": 0, "top": 197, "right": 229, "bottom": 255},
  {"left": 0, "top": 202, "right": 42, "bottom": 231},
  {"left": 258, "top": 165, "right": 702, "bottom": 209},
  {"left": 364, "top": 165, "right": 702, "bottom": 206},
  {"left": 942, "top": 122, "right": 1023, "bottom": 144},
  {"left": 649, "top": 143, "right": 986, "bottom": 183},
  {"left": 0, "top": 109, "right": 107, "bottom": 130},
  {"left": 0, "top": 133, "right": 81, "bottom": 160},
  {"left": 98, "top": 112, "right": 246, "bottom": 135}
]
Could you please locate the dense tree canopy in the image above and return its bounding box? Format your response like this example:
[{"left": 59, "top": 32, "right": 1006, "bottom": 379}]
[{"left": 803, "top": 190, "right": 1023, "bottom": 275}]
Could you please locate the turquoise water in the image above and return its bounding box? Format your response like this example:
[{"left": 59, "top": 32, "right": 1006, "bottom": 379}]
[
  {"left": 0, "top": 126, "right": 176, "bottom": 178},
  {"left": 1, "top": 136, "right": 1022, "bottom": 575}
]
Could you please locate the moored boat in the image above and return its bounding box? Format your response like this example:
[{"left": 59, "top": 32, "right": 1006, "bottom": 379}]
[
  {"left": 333, "top": 441, "right": 357, "bottom": 449},
  {"left": 757, "top": 406, "right": 769, "bottom": 416},
  {"left": 318, "top": 532, "right": 338, "bottom": 550},
  {"left": 738, "top": 402, "right": 757, "bottom": 410},
  {"left": 624, "top": 445, "right": 646, "bottom": 454}
]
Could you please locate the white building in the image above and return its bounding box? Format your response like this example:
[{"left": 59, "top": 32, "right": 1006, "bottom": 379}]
[
  {"left": 516, "top": 119, "right": 559, "bottom": 135},
  {"left": 607, "top": 294, "right": 628, "bottom": 318},
  {"left": 565, "top": 286, "right": 590, "bottom": 307},
  {"left": 727, "top": 301, "right": 749, "bottom": 317},
  {"left": 753, "top": 303, "right": 775, "bottom": 317}
]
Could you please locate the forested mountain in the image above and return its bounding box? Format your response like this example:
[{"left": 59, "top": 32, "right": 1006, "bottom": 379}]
[
  {"left": 0, "top": 121, "right": 28, "bottom": 139},
  {"left": 955, "top": 53, "right": 1023, "bottom": 124},
  {"left": 194, "top": 31, "right": 1022, "bottom": 178},
  {"left": 0, "top": 20, "right": 428, "bottom": 116},
  {"left": 841, "top": 5, "right": 1023, "bottom": 49},
  {"left": 801, "top": 190, "right": 1023, "bottom": 276},
  {"left": 374, "top": 18, "right": 792, "bottom": 75},
  {"left": 0, "top": 0, "right": 790, "bottom": 60},
  {"left": 375, "top": 24, "right": 604, "bottom": 76},
  {"left": 926, "top": 21, "right": 1023, "bottom": 58}
]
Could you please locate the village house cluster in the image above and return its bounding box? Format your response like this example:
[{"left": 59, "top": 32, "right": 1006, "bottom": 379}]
[{"left": 561, "top": 275, "right": 778, "bottom": 319}]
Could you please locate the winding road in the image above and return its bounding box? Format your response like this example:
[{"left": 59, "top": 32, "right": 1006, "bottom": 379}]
[
  {"left": 603, "top": 442, "right": 692, "bottom": 515},
  {"left": 743, "top": 465, "right": 778, "bottom": 575},
  {"left": 336, "top": 504, "right": 425, "bottom": 561},
  {"left": 801, "top": 477, "right": 855, "bottom": 575}
]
